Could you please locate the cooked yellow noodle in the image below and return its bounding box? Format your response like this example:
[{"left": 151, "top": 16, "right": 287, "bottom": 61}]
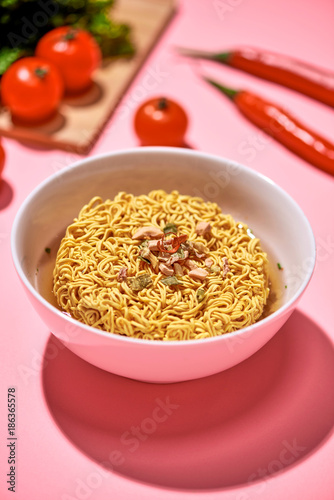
[{"left": 53, "top": 190, "right": 269, "bottom": 340}]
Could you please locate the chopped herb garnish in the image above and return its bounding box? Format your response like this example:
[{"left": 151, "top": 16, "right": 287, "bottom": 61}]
[
  {"left": 128, "top": 273, "right": 152, "bottom": 291},
  {"left": 45, "top": 247, "right": 51, "bottom": 254},
  {"left": 161, "top": 276, "right": 182, "bottom": 286},
  {"left": 138, "top": 240, "right": 148, "bottom": 248},
  {"left": 285, "top": 285, "right": 287, "bottom": 289},
  {"left": 163, "top": 222, "right": 178, "bottom": 235},
  {"left": 196, "top": 289, "right": 205, "bottom": 302},
  {"left": 176, "top": 247, "right": 185, "bottom": 260},
  {"left": 138, "top": 255, "right": 151, "bottom": 265},
  {"left": 277, "top": 263, "right": 283, "bottom": 270}
]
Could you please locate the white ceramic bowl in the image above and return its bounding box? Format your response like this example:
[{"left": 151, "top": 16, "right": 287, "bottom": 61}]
[{"left": 11, "top": 148, "right": 316, "bottom": 383}]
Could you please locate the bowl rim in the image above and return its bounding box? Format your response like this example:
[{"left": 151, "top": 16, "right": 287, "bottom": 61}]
[{"left": 11, "top": 147, "right": 317, "bottom": 346}]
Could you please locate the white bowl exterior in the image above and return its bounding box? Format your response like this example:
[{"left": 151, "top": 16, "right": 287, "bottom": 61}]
[
  {"left": 12, "top": 148, "right": 316, "bottom": 383},
  {"left": 24, "top": 285, "right": 295, "bottom": 383}
]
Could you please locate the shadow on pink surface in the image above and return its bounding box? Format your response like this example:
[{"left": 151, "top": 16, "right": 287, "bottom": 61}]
[
  {"left": 42, "top": 310, "right": 334, "bottom": 490},
  {"left": 0, "top": 180, "right": 13, "bottom": 210}
]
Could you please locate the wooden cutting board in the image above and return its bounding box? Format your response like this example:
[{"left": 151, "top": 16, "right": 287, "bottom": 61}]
[{"left": 0, "top": 0, "right": 175, "bottom": 154}]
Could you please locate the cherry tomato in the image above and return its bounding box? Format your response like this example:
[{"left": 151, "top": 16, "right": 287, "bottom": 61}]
[
  {"left": 0, "top": 141, "right": 5, "bottom": 180},
  {"left": 1, "top": 57, "right": 63, "bottom": 124},
  {"left": 134, "top": 97, "right": 188, "bottom": 146},
  {"left": 36, "top": 27, "right": 101, "bottom": 94}
]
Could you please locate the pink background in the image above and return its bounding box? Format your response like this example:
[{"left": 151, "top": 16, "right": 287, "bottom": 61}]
[{"left": 1, "top": 0, "right": 334, "bottom": 498}]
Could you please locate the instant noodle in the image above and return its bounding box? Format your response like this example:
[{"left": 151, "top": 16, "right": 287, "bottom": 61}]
[{"left": 53, "top": 190, "right": 269, "bottom": 340}]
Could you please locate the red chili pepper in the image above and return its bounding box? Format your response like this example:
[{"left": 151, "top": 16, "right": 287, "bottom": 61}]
[
  {"left": 205, "top": 78, "right": 334, "bottom": 176},
  {"left": 178, "top": 47, "right": 334, "bottom": 107},
  {"left": 174, "top": 234, "right": 188, "bottom": 246},
  {"left": 157, "top": 240, "right": 165, "bottom": 253},
  {"left": 157, "top": 234, "right": 188, "bottom": 254}
]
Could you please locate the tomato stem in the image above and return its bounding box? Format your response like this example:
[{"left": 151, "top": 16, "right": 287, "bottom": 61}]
[
  {"left": 63, "top": 29, "right": 77, "bottom": 41},
  {"left": 34, "top": 67, "right": 48, "bottom": 79},
  {"left": 157, "top": 97, "right": 168, "bottom": 110}
]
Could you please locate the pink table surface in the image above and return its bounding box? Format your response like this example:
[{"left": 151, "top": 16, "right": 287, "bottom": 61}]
[{"left": 1, "top": 1, "right": 334, "bottom": 499}]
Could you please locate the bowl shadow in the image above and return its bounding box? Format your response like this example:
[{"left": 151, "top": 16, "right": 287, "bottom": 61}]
[{"left": 42, "top": 310, "right": 334, "bottom": 490}]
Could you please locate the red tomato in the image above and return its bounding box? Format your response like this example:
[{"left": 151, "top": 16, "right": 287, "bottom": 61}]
[
  {"left": 1, "top": 57, "right": 63, "bottom": 124},
  {"left": 0, "top": 142, "right": 5, "bottom": 179},
  {"left": 134, "top": 97, "right": 188, "bottom": 146},
  {"left": 36, "top": 27, "right": 101, "bottom": 94}
]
